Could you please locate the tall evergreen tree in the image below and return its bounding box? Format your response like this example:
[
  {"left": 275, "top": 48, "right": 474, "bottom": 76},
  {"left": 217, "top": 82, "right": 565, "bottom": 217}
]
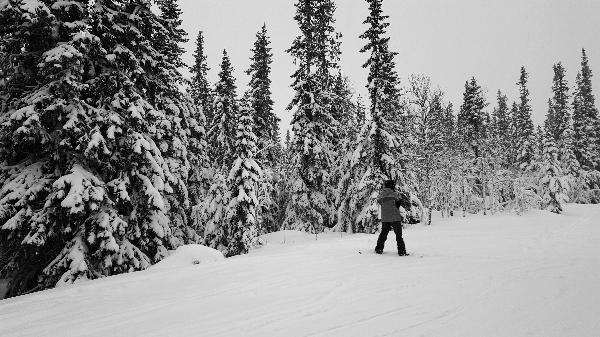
[
  {"left": 153, "top": 0, "right": 197, "bottom": 245},
  {"left": 491, "top": 90, "right": 511, "bottom": 168},
  {"left": 208, "top": 50, "right": 238, "bottom": 169},
  {"left": 333, "top": 0, "right": 405, "bottom": 234},
  {"left": 572, "top": 49, "right": 599, "bottom": 170},
  {"left": 156, "top": 2, "right": 208, "bottom": 225},
  {"left": 283, "top": 0, "right": 340, "bottom": 233},
  {"left": 198, "top": 51, "right": 239, "bottom": 247},
  {"left": 545, "top": 62, "right": 571, "bottom": 143},
  {"left": 187, "top": 31, "right": 212, "bottom": 206},
  {"left": 0, "top": 0, "right": 190, "bottom": 296},
  {"left": 359, "top": 0, "right": 403, "bottom": 179},
  {"left": 457, "top": 77, "right": 492, "bottom": 213},
  {"left": 457, "top": 77, "right": 487, "bottom": 158},
  {"left": 226, "top": 104, "right": 262, "bottom": 256},
  {"left": 246, "top": 24, "right": 279, "bottom": 164},
  {"left": 514, "top": 67, "right": 535, "bottom": 169},
  {"left": 189, "top": 31, "right": 213, "bottom": 121}
]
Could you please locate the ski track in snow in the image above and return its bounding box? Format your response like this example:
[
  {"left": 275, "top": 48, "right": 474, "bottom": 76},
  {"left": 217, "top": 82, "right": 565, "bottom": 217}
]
[{"left": 1, "top": 205, "right": 600, "bottom": 337}]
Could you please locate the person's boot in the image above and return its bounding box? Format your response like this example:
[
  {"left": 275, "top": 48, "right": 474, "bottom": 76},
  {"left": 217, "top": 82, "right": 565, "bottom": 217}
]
[
  {"left": 375, "top": 248, "right": 383, "bottom": 254},
  {"left": 398, "top": 250, "right": 409, "bottom": 256}
]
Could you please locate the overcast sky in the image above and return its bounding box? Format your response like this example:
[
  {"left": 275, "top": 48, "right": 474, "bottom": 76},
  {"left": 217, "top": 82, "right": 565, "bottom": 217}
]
[{"left": 178, "top": 0, "right": 600, "bottom": 137}]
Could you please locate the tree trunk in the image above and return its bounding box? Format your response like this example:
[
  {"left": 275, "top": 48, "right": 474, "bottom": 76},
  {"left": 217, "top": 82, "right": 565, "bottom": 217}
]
[{"left": 427, "top": 207, "right": 432, "bottom": 226}]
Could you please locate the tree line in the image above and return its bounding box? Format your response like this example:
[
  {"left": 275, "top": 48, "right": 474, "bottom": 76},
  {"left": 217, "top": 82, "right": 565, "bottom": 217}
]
[{"left": 0, "top": 0, "right": 598, "bottom": 297}]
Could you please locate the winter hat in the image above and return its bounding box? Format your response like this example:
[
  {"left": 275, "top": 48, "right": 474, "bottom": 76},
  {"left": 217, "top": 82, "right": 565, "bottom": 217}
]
[{"left": 383, "top": 180, "right": 396, "bottom": 190}]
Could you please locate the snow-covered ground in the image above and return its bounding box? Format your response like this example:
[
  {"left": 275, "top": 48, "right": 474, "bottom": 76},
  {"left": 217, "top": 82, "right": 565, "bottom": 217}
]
[{"left": 1, "top": 204, "right": 599, "bottom": 337}]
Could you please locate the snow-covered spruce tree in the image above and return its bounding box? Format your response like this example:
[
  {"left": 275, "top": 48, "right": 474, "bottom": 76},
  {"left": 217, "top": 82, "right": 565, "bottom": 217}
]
[
  {"left": 97, "top": 0, "right": 193, "bottom": 267},
  {"left": 189, "top": 31, "right": 213, "bottom": 126},
  {"left": 511, "top": 67, "right": 544, "bottom": 213},
  {"left": 186, "top": 30, "right": 211, "bottom": 207},
  {"left": 333, "top": 0, "right": 406, "bottom": 234},
  {"left": 314, "top": 0, "right": 345, "bottom": 232},
  {"left": 572, "top": 49, "right": 599, "bottom": 171},
  {"left": 0, "top": 0, "right": 189, "bottom": 296},
  {"left": 360, "top": 0, "right": 407, "bottom": 183},
  {"left": 457, "top": 77, "right": 487, "bottom": 158},
  {"left": 558, "top": 123, "right": 585, "bottom": 202},
  {"left": 457, "top": 77, "right": 492, "bottom": 213},
  {"left": 208, "top": 50, "right": 238, "bottom": 169},
  {"left": 196, "top": 50, "right": 239, "bottom": 246},
  {"left": 545, "top": 62, "right": 571, "bottom": 144},
  {"left": 246, "top": 24, "right": 280, "bottom": 165},
  {"left": 245, "top": 24, "right": 280, "bottom": 234},
  {"left": 543, "top": 64, "right": 580, "bottom": 192},
  {"left": 513, "top": 67, "right": 536, "bottom": 170},
  {"left": 153, "top": 0, "right": 199, "bottom": 245},
  {"left": 226, "top": 104, "right": 262, "bottom": 256},
  {"left": 490, "top": 90, "right": 512, "bottom": 169},
  {"left": 537, "top": 135, "right": 570, "bottom": 213},
  {"left": 282, "top": 0, "right": 340, "bottom": 233}
]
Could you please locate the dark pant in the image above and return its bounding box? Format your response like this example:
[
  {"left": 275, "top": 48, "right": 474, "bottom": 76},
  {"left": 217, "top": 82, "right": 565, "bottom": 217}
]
[{"left": 375, "top": 221, "right": 406, "bottom": 254}]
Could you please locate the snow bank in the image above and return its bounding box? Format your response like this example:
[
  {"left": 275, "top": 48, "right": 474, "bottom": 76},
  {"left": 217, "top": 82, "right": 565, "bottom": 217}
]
[{"left": 151, "top": 244, "right": 224, "bottom": 270}]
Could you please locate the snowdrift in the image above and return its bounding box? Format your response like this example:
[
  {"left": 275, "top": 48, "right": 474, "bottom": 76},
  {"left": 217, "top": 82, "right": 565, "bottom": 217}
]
[{"left": 151, "top": 244, "right": 224, "bottom": 270}]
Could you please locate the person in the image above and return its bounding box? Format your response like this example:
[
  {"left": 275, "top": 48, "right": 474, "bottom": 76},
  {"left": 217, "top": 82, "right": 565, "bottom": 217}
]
[{"left": 375, "top": 180, "right": 408, "bottom": 256}]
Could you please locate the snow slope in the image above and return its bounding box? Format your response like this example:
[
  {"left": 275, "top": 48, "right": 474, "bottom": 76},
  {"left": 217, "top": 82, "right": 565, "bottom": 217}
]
[{"left": 1, "top": 205, "right": 599, "bottom": 337}]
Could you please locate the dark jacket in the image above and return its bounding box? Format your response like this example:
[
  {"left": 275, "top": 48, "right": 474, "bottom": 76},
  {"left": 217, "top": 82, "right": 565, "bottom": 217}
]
[{"left": 378, "top": 188, "right": 403, "bottom": 222}]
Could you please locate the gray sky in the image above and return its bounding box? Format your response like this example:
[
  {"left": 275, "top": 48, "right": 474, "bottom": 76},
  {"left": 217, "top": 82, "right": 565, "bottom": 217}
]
[{"left": 179, "top": 0, "right": 600, "bottom": 136}]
